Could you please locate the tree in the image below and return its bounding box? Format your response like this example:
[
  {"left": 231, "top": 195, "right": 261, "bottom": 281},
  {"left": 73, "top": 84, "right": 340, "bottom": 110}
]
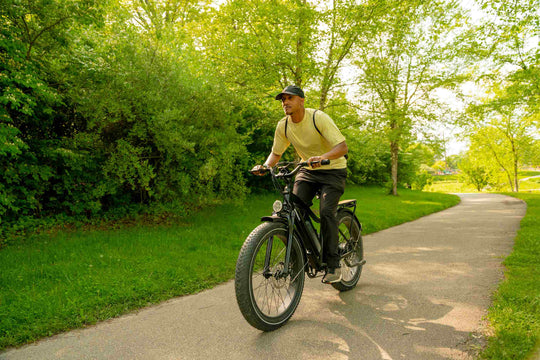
[
  {"left": 0, "top": 0, "right": 104, "bottom": 224},
  {"left": 3, "top": 0, "right": 101, "bottom": 61},
  {"left": 465, "top": 88, "right": 537, "bottom": 192},
  {"left": 129, "top": 0, "right": 209, "bottom": 40},
  {"left": 0, "top": 0, "right": 253, "bottom": 237},
  {"left": 351, "top": 0, "right": 470, "bottom": 195},
  {"left": 455, "top": 0, "right": 539, "bottom": 194},
  {"left": 315, "top": 0, "right": 382, "bottom": 110},
  {"left": 478, "top": 0, "right": 539, "bottom": 116},
  {"left": 200, "top": 0, "right": 385, "bottom": 109},
  {"left": 459, "top": 152, "right": 491, "bottom": 191},
  {"left": 199, "top": 0, "right": 318, "bottom": 96}
]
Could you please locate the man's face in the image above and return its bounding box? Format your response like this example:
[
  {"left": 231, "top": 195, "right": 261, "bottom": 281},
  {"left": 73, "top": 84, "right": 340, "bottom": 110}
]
[{"left": 281, "top": 94, "right": 304, "bottom": 116}]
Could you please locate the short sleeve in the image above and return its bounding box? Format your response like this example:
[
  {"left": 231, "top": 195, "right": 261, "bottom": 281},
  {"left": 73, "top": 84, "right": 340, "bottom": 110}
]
[
  {"left": 317, "top": 112, "right": 346, "bottom": 147},
  {"left": 271, "top": 119, "right": 290, "bottom": 156}
]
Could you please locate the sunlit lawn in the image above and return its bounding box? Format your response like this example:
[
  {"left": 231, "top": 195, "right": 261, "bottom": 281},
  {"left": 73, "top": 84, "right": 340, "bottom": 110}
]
[
  {"left": 0, "top": 186, "right": 459, "bottom": 350},
  {"left": 426, "top": 171, "right": 540, "bottom": 194}
]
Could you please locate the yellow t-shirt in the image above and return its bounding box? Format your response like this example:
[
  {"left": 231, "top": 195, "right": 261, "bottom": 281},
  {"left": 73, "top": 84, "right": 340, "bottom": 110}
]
[{"left": 271, "top": 108, "right": 347, "bottom": 170}]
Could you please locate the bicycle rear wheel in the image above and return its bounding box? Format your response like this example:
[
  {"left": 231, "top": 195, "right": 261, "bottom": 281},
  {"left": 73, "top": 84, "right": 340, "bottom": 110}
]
[
  {"left": 332, "top": 210, "right": 364, "bottom": 291},
  {"left": 235, "top": 222, "right": 305, "bottom": 331}
]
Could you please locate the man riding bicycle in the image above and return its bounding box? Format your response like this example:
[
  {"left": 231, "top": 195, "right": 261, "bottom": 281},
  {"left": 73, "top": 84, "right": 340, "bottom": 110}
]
[{"left": 253, "top": 85, "right": 349, "bottom": 284}]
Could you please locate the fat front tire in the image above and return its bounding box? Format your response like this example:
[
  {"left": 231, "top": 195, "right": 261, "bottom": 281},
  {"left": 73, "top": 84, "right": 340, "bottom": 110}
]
[
  {"left": 332, "top": 210, "right": 364, "bottom": 292},
  {"left": 235, "top": 222, "right": 305, "bottom": 331}
]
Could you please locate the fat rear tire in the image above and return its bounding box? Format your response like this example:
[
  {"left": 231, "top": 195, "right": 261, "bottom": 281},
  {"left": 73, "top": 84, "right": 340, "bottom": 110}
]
[{"left": 332, "top": 210, "right": 364, "bottom": 291}]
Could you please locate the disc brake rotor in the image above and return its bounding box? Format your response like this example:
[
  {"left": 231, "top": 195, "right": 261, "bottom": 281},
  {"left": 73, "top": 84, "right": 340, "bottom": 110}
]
[{"left": 271, "top": 262, "right": 289, "bottom": 289}]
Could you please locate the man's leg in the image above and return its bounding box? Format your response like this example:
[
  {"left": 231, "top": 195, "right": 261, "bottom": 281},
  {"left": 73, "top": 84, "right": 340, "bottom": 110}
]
[
  {"left": 319, "top": 183, "right": 344, "bottom": 270},
  {"left": 319, "top": 170, "right": 346, "bottom": 283},
  {"left": 292, "top": 179, "right": 318, "bottom": 209}
]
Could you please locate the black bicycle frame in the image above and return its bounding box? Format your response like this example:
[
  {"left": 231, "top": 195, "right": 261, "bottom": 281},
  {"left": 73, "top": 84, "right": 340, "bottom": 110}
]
[{"left": 261, "top": 161, "right": 330, "bottom": 277}]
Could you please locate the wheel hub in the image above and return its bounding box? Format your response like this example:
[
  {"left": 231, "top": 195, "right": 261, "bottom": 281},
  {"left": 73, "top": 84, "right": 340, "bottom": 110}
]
[{"left": 271, "top": 262, "right": 288, "bottom": 289}]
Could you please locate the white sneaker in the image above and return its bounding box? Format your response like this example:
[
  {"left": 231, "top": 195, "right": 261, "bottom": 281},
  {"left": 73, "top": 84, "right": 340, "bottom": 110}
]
[{"left": 322, "top": 268, "right": 342, "bottom": 284}]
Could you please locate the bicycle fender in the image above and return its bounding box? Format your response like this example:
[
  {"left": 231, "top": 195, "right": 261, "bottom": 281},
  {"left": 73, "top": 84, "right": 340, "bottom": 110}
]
[
  {"left": 260, "top": 215, "right": 288, "bottom": 224},
  {"left": 337, "top": 208, "right": 363, "bottom": 233}
]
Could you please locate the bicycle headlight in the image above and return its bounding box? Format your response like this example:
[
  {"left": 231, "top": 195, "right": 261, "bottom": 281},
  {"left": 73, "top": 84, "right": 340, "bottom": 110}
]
[{"left": 273, "top": 200, "right": 283, "bottom": 213}]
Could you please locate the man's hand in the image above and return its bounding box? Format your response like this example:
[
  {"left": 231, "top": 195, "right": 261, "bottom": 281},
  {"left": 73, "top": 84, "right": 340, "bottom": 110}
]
[
  {"left": 308, "top": 156, "right": 325, "bottom": 168},
  {"left": 250, "top": 164, "right": 270, "bottom": 176}
]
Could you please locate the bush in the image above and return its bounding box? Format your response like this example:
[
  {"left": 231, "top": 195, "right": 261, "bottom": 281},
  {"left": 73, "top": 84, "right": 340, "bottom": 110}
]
[{"left": 343, "top": 129, "right": 391, "bottom": 185}]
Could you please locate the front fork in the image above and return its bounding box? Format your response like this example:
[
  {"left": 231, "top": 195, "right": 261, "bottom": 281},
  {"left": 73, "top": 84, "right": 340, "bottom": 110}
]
[
  {"left": 262, "top": 210, "right": 296, "bottom": 279},
  {"left": 283, "top": 210, "right": 296, "bottom": 275}
]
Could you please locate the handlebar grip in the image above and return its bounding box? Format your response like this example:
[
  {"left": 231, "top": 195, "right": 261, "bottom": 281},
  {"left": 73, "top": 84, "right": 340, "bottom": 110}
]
[{"left": 249, "top": 165, "right": 269, "bottom": 175}]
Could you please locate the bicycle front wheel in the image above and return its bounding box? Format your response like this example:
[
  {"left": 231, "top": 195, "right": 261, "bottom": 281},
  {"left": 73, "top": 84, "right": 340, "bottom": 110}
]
[{"left": 235, "top": 221, "right": 305, "bottom": 331}]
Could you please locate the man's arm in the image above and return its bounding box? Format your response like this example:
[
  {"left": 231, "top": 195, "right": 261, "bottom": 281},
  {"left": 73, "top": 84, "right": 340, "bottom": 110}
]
[
  {"left": 251, "top": 152, "right": 282, "bottom": 176},
  {"left": 264, "top": 152, "right": 282, "bottom": 168},
  {"left": 308, "top": 141, "right": 348, "bottom": 168}
]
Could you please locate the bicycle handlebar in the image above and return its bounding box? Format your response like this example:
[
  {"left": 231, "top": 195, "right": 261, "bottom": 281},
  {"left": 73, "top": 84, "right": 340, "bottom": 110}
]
[
  {"left": 275, "top": 159, "right": 331, "bottom": 178},
  {"left": 250, "top": 159, "right": 331, "bottom": 177}
]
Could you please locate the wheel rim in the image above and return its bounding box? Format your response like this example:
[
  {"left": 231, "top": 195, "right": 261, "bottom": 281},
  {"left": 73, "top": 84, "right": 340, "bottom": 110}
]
[{"left": 249, "top": 230, "right": 303, "bottom": 319}]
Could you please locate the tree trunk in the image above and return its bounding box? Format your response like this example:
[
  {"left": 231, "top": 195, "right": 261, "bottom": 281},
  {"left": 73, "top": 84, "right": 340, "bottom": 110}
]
[
  {"left": 505, "top": 170, "right": 514, "bottom": 192},
  {"left": 391, "top": 140, "right": 399, "bottom": 196},
  {"left": 319, "top": 88, "right": 328, "bottom": 111},
  {"left": 295, "top": 36, "right": 303, "bottom": 87},
  {"left": 514, "top": 154, "right": 519, "bottom": 192},
  {"left": 294, "top": 0, "right": 307, "bottom": 87},
  {"left": 511, "top": 139, "right": 519, "bottom": 192}
]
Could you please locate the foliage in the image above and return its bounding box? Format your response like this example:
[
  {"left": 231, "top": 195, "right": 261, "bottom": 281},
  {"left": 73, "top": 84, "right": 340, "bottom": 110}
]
[
  {"left": 343, "top": 128, "right": 390, "bottom": 185},
  {"left": 0, "top": 0, "right": 249, "bottom": 239},
  {"left": 199, "top": 0, "right": 319, "bottom": 94},
  {"left": 458, "top": 153, "right": 492, "bottom": 191},
  {"left": 199, "top": 0, "right": 383, "bottom": 110},
  {"left": 351, "top": 0, "right": 471, "bottom": 195},
  {"left": 411, "top": 168, "right": 433, "bottom": 190},
  {"left": 446, "top": 154, "right": 461, "bottom": 170},
  {"left": 1, "top": 0, "right": 535, "bottom": 244},
  {"left": 464, "top": 90, "right": 538, "bottom": 192},
  {"left": 461, "top": 0, "right": 540, "bottom": 193},
  {"left": 478, "top": 0, "right": 539, "bottom": 116}
]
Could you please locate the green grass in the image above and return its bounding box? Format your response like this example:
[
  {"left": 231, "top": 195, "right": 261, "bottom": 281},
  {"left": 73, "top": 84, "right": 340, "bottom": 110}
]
[
  {"left": 518, "top": 171, "right": 540, "bottom": 179},
  {"left": 426, "top": 171, "right": 540, "bottom": 194},
  {"left": 426, "top": 181, "right": 478, "bottom": 193},
  {"left": 432, "top": 174, "right": 460, "bottom": 182},
  {"left": 0, "top": 186, "right": 459, "bottom": 350},
  {"left": 481, "top": 193, "right": 540, "bottom": 360}
]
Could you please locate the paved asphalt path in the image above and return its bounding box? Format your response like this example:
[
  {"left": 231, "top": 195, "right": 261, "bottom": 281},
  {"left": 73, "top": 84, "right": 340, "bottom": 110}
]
[{"left": 1, "top": 193, "right": 526, "bottom": 360}]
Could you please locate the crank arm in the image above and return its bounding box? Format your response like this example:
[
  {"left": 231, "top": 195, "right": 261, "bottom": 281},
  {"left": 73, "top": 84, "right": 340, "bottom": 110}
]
[{"left": 345, "top": 258, "right": 366, "bottom": 267}]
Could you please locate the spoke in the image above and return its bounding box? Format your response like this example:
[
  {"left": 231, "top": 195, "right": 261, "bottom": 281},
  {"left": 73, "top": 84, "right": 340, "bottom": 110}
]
[
  {"left": 250, "top": 232, "right": 307, "bottom": 318},
  {"left": 264, "top": 281, "right": 270, "bottom": 314},
  {"left": 286, "top": 284, "right": 293, "bottom": 302},
  {"left": 270, "top": 246, "right": 287, "bottom": 267},
  {"left": 253, "top": 279, "right": 267, "bottom": 292},
  {"left": 338, "top": 227, "right": 349, "bottom": 241},
  {"left": 276, "top": 287, "right": 286, "bottom": 311},
  {"left": 290, "top": 261, "right": 308, "bottom": 284},
  {"left": 270, "top": 285, "right": 278, "bottom": 315},
  {"left": 274, "top": 287, "right": 281, "bottom": 315}
]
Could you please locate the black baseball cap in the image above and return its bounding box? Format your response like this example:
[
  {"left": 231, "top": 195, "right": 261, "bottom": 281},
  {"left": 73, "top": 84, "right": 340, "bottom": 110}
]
[{"left": 275, "top": 85, "right": 305, "bottom": 100}]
